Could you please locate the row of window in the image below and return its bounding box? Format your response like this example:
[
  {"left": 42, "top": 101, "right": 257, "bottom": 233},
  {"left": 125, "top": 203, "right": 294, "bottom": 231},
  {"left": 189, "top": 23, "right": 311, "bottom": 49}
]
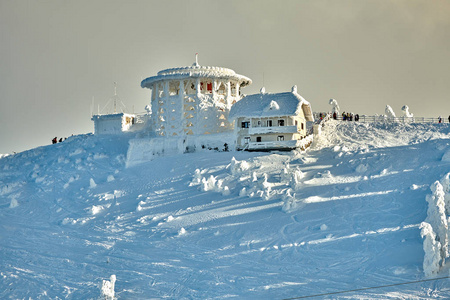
[
  {"left": 153, "top": 82, "right": 239, "bottom": 98},
  {"left": 241, "top": 120, "right": 304, "bottom": 129},
  {"left": 242, "top": 120, "right": 283, "bottom": 128},
  {"left": 244, "top": 135, "right": 285, "bottom": 144}
]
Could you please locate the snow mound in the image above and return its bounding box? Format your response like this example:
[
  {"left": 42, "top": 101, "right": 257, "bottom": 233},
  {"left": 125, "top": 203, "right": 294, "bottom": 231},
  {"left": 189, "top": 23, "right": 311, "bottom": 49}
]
[
  {"left": 314, "top": 121, "right": 450, "bottom": 151},
  {"left": 442, "top": 149, "right": 450, "bottom": 162},
  {"left": 2, "top": 123, "right": 450, "bottom": 298}
]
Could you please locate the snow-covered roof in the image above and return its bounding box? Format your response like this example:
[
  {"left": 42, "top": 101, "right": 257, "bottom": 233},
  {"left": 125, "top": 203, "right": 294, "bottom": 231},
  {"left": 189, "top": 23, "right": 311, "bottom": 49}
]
[
  {"left": 91, "top": 113, "right": 135, "bottom": 120},
  {"left": 229, "top": 86, "right": 314, "bottom": 121},
  {"left": 141, "top": 64, "right": 252, "bottom": 89}
]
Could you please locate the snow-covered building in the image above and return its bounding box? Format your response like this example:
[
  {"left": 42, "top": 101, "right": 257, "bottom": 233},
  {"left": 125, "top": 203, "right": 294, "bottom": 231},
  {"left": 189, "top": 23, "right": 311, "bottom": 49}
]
[
  {"left": 92, "top": 113, "right": 136, "bottom": 135},
  {"left": 140, "top": 55, "right": 252, "bottom": 137},
  {"left": 91, "top": 87, "right": 146, "bottom": 135},
  {"left": 229, "top": 86, "right": 314, "bottom": 151}
]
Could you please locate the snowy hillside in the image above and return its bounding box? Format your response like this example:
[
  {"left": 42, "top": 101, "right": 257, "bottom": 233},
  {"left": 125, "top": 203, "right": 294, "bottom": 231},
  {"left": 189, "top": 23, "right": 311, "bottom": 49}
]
[{"left": 1, "top": 121, "right": 450, "bottom": 299}]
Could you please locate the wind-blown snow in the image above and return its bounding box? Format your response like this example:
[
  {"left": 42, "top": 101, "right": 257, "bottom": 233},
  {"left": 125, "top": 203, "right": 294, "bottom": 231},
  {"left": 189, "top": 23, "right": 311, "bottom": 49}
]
[{"left": 1, "top": 122, "right": 450, "bottom": 298}]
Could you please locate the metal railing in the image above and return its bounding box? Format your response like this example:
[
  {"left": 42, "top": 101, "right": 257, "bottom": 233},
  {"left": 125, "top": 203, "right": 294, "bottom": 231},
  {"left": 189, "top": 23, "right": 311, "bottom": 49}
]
[{"left": 319, "top": 114, "right": 450, "bottom": 124}]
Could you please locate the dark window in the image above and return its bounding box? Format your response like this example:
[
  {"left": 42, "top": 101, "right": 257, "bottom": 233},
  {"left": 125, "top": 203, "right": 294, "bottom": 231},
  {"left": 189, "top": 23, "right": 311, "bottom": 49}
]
[
  {"left": 278, "top": 119, "right": 285, "bottom": 126},
  {"left": 256, "top": 137, "right": 262, "bottom": 142},
  {"left": 268, "top": 120, "right": 272, "bottom": 127},
  {"left": 277, "top": 135, "right": 284, "bottom": 141},
  {"left": 301, "top": 123, "right": 304, "bottom": 130},
  {"left": 241, "top": 122, "right": 250, "bottom": 128}
]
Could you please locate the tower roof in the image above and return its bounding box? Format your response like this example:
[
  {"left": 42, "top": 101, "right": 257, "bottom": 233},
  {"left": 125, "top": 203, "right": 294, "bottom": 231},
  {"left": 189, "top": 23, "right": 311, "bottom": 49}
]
[{"left": 141, "top": 63, "right": 252, "bottom": 89}]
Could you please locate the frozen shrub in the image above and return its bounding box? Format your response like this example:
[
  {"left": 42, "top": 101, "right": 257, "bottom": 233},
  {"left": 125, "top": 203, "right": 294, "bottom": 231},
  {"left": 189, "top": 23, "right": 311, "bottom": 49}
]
[
  {"left": 440, "top": 173, "right": 450, "bottom": 213},
  {"left": 201, "top": 175, "right": 217, "bottom": 192},
  {"left": 281, "top": 189, "right": 297, "bottom": 212},
  {"left": 290, "top": 169, "right": 304, "bottom": 190},
  {"left": 190, "top": 169, "right": 202, "bottom": 186},
  {"left": 222, "top": 186, "right": 231, "bottom": 196},
  {"left": 420, "top": 222, "right": 442, "bottom": 277},
  {"left": 227, "top": 157, "right": 251, "bottom": 175},
  {"left": 100, "top": 275, "right": 116, "bottom": 300},
  {"left": 426, "top": 181, "right": 448, "bottom": 261}
]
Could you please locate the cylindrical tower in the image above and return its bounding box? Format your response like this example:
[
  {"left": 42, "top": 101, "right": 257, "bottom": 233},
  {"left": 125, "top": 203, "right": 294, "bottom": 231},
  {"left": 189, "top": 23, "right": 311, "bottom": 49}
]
[{"left": 141, "top": 59, "right": 252, "bottom": 137}]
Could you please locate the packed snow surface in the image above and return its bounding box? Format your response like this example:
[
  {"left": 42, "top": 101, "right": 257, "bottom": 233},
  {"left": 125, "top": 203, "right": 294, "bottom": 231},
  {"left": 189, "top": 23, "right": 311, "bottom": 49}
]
[{"left": 1, "top": 121, "right": 450, "bottom": 298}]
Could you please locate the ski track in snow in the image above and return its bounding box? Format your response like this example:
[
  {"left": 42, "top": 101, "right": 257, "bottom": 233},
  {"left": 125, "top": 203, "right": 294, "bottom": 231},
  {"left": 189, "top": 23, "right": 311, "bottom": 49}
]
[{"left": 0, "top": 122, "right": 450, "bottom": 298}]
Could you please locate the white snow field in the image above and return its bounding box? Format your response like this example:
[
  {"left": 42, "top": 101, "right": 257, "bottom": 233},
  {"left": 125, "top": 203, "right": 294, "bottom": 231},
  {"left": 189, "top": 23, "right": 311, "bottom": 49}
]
[{"left": 1, "top": 121, "right": 450, "bottom": 299}]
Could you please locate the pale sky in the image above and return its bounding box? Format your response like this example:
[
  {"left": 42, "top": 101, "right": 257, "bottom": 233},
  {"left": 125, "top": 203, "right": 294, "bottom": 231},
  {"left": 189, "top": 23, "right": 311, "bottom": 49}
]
[{"left": 1, "top": 0, "right": 449, "bottom": 154}]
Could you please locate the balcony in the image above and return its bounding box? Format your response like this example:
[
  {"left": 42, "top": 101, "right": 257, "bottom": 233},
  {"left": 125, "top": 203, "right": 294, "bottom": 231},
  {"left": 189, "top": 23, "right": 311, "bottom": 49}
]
[
  {"left": 248, "top": 125, "right": 298, "bottom": 135},
  {"left": 247, "top": 140, "right": 299, "bottom": 150}
]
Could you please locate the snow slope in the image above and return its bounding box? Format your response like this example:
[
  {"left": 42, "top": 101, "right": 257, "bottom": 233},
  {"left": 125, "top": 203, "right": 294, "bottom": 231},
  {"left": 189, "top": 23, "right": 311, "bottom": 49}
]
[{"left": 1, "top": 121, "right": 450, "bottom": 299}]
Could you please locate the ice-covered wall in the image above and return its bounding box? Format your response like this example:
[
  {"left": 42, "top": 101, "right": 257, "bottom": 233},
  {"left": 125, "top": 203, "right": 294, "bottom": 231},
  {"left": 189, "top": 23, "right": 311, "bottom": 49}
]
[
  {"left": 141, "top": 61, "right": 252, "bottom": 138},
  {"left": 92, "top": 113, "right": 136, "bottom": 135}
]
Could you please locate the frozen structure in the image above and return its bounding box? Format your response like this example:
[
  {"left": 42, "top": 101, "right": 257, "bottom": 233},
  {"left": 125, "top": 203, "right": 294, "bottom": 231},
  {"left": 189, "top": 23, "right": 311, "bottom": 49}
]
[
  {"left": 92, "top": 86, "right": 147, "bottom": 135},
  {"left": 401, "top": 105, "right": 414, "bottom": 122},
  {"left": 92, "top": 113, "right": 137, "bottom": 135},
  {"left": 329, "top": 98, "right": 340, "bottom": 115},
  {"left": 401, "top": 105, "right": 413, "bottom": 118},
  {"left": 229, "top": 85, "right": 314, "bottom": 151},
  {"left": 385, "top": 105, "right": 396, "bottom": 120},
  {"left": 140, "top": 55, "right": 252, "bottom": 137},
  {"left": 126, "top": 57, "right": 252, "bottom": 166}
]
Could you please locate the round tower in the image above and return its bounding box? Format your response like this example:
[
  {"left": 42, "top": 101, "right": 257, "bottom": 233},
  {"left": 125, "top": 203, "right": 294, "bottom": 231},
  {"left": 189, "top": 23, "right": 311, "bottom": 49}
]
[{"left": 141, "top": 57, "right": 252, "bottom": 137}]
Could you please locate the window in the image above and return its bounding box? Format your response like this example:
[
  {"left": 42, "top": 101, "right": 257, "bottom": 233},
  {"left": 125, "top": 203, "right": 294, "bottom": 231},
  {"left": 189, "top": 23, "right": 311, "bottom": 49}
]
[
  {"left": 244, "top": 137, "right": 250, "bottom": 144},
  {"left": 278, "top": 119, "right": 285, "bottom": 126},
  {"left": 295, "top": 120, "right": 298, "bottom": 126},
  {"left": 241, "top": 121, "right": 250, "bottom": 128},
  {"left": 256, "top": 137, "right": 262, "bottom": 142},
  {"left": 257, "top": 120, "right": 261, "bottom": 127},
  {"left": 301, "top": 123, "right": 304, "bottom": 130},
  {"left": 277, "top": 135, "right": 284, "bottom": 141},
  {"left": 268, "top": 120, "right": 273, "bottom": 127}
]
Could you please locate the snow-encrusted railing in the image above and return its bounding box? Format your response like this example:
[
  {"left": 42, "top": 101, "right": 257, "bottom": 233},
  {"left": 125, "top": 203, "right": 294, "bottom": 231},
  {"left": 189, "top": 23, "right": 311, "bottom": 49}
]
[
  {"left": 331, "top": 115, "right": 449, "bottom": 124},
  {"left": 134, "top": 112, "right": 148, "bottom": 124}
]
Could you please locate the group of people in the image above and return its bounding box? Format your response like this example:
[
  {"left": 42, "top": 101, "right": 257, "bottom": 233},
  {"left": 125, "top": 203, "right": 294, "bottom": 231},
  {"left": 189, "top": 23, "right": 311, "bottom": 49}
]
[
  {"left": 438, "top": 116, "right": 450, "bottom": 123},
  {"left": 330, "top": 112, "right": 360, "bottom": 121},
  {"left": 51, "top": 137, "right": 65, "bottom": 144}
]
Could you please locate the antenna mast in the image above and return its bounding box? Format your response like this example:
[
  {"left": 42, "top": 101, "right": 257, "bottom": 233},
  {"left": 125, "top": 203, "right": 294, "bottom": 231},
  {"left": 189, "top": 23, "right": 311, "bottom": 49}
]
[{"left": 113, "top": 82, "right": 117, "bottom": 113}]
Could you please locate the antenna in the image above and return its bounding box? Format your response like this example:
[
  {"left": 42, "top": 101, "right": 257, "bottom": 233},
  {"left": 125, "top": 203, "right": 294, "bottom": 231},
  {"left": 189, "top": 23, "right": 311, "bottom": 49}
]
[
  {"left": 113, "top": 82, "right": 117, "bottom": 113},
  {"left": 195, "top": 53, "right": 198, "bottom": 65},
  {"left": 263, "top": 72, "right": 265, "bottom": 88},
  {"left": 91, "top": 96, "right": 94, "bottom": 117}
]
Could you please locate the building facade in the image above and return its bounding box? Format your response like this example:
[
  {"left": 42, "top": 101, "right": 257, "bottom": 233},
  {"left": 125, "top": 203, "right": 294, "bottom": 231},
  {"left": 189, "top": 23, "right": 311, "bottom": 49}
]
[{"left": 229, "top": 86, "right": 314, "bottom": 151}]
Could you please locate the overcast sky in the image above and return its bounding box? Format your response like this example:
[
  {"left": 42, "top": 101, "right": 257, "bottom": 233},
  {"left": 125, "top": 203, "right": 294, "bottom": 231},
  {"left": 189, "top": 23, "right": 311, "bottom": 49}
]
[{"left": 1, "top": 0, "right": 449, "bottom": 154}]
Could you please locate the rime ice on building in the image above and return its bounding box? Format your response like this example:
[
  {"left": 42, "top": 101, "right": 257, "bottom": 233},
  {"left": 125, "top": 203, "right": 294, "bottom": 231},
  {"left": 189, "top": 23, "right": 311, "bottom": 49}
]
[
  {"left": 91, "top": 84, "right": 145, "bottom": 135},
  {"left": 229, "top": 86, "right": 314, "bottom": 151},
  {"left": 140, "top": 55, "right": 252, "bottom": 137},
  {"left": 92, "top": 113, "right": 137, "bottom": 135}
]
